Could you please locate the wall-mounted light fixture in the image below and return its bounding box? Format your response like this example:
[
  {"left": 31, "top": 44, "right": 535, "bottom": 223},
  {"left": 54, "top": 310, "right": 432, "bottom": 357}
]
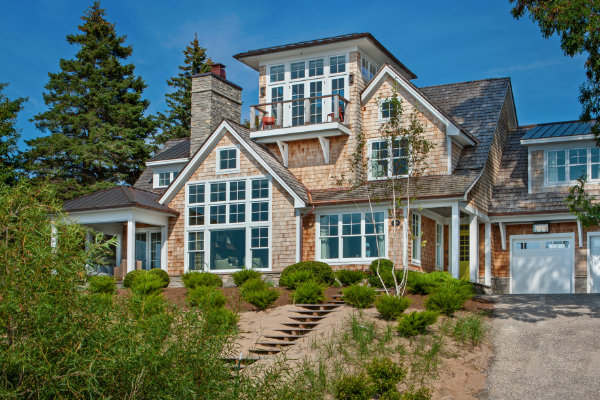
[
  {"left": 260, "top": 86, "right": 265, "bottom": 98},
  {"left": 533, "top": 223, "right": 549, "bottom": 233},
  {"left": 349, "top": 73, "right": 354, "bottom": 86}
]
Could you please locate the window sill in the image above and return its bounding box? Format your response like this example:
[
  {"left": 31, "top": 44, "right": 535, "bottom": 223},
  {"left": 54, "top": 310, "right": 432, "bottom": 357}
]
[
  {"left": 318, "top": 258, "right": 381, "bottom": 266},
  {"left": 215, "top": 169, "right": 241, "bottom": 175}
]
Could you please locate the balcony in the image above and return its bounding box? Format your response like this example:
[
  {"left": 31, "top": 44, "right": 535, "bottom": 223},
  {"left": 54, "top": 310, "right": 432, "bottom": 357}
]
[{"left": 249, "top": 94, "right": 351, "bottom": 144}]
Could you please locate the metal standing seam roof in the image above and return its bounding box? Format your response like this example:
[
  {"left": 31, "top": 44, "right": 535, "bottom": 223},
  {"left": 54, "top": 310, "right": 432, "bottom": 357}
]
[
  {"left": 520, "top": 120, "right": 595, "bottom": 140},
  {"left": 147, "top": 138, "right": 190, "bottom": 162}
]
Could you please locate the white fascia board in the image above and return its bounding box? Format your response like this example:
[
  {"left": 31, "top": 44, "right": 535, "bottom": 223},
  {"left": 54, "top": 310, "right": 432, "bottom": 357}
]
[
  {"left": 159, "top": 121, "right": 306, "bottom": 208},
  {"left": 460, "top": 202, "right": 490, "bottom": 222},
  {"left": 361, "top": 65, "right": 468, "bottom": 144},
  {"left": 520, "top": 134, "right": 595, "bottom": 146},
  {"left": 490, "top": 213, "right": 576, "bottom": 224},
  {"left": 67, "top": 207, "right": 170, "bottom": 226},
  {"left": 250, "top": 122, "right": 351, "bottom": 143},
  {"left": 146, "top": 158, "right": 189, "bottom": 167}
]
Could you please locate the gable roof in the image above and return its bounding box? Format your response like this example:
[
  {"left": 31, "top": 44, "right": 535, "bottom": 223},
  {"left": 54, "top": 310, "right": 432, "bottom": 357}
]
[
  {"left": 63, "top": 186, "right": 178, "bottom": 215},
  {"left": 233, "top": 33, "right": 417, "bottom": 79},
  {"left": 159, "top": 120, "right": 310, "bottom": 208},
  {"left": 421, "top": 77, "right": 512, "bottom": 171}
]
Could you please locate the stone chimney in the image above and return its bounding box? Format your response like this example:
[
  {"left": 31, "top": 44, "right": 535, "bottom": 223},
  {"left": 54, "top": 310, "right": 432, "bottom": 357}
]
[{"left": 190, "top": 63, "right": 242, "bottom": 155}]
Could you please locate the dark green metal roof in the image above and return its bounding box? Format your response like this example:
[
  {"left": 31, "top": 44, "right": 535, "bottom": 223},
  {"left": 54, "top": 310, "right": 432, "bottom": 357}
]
[{"left": 521, "top": 120, "right": 594, "bottom": 140}]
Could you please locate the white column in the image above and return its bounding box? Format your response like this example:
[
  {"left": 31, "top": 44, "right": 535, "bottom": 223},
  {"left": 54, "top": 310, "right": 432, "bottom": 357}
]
[
  {"left": 115, "top": 234, "right": 122, "bottom": 268},
  {"left": 469, "top": 215, "right": 479, "bottom": 283},
  {"left": 161, "top": 225, "right": 168, "bottom": 272},
  {"left": 485, "top": 222, "right": 492, "bottom": 287},
  {"left": 126, "top": 219, "right": 136, "bottom": 273},
  {"left": 295, "top": 209, "right": 302, "bottom": 263},
  {"left": 451, "top": 203, "right": 460, "bottom": 279}
]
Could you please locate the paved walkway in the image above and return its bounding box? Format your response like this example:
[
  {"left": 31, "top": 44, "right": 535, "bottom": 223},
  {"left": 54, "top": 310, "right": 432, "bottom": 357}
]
[{"left": 482, "top": 295, "right": 600, "bottom": 400}]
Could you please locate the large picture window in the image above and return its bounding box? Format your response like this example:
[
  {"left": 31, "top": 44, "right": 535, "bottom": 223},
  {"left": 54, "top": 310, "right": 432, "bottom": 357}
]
[
  {"left": 546, "top": 147, "right": 600, "bottom": 183},
  {"left": 318, "top": 211, "right": 386, "bottom": 261},
  {"left": 186, "top": 177, "right": 271, "bottom": 271}
]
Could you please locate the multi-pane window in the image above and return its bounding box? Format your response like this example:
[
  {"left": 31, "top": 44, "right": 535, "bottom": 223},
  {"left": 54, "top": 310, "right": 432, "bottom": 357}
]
[
  {"left": 189, "top": 206, "right": 204, "bottom": 226},
  {"left": 370, "top": 139, "right": 409, "bottom": 179},
  {"left": 251, "top": 202, "right": 268, "bottom": 222},
  {"left": 229, "top": 181, "right": 246, "bottom": 201},
  {"left": 229, "top": 203, "right": 245, "bottom": 223},
  {"left": 309, "top": 59, "right": 324, "bottom": 77},
  {"left": 361, "top": 57, "right": 378, "bottom": 81},
  {"left": 380, "top": 100, "right": 398, "bottom": 120},
  {"left": 188, "top": 232, "right": 205, "bottom": 271},
  {"left": 290, "top": 61, "right": 305, "bottom": 79},
  {"left": 319, "top": 211, "right": 386, "bottom": 261},
  {"left": 156, "top": 170, "right": 179, "bottom": 187},
  {"left": 189, "top": 184, "right": 205, "bottom": 204},
  {"left": 252, "top": 178, "right": 269, "bottom": 199},
  {"left": 271, "top": 86, "right": 283, "bottom": 118},
  {"left": 270, "top": 64, "right": 284, "bottom": 82},
  {"left": 546, "top": 147, "right": 600, "bottom": 183},
  {"left": 210, "top": 205, "right": 226, "bottom": 224},
  {"left": 392, "top": 139, "right": 409, "bottom": 176},
  {"left": 411, "top": 213, "right": 421, "bottom": 263},
  {"left": 330, "top": 55, "right": 346, "bottom": 74},
  {"left": 210, "top": 182, "right": 226, "bottom": 202},
  {"left": 331, "top": 77, "right": 345, "bottom": 113},
  {"left": 218, "top": 148, "right": 237, "bottom": 171},
  {"left": 310, "top": 81, "right": 323, "bottom": 124},
  {"left": 251, "top": 227, "right": 269, "bottom": 268},
  {"left": 436, "top": 223, "right": 444, "bottom": 270},
  {"left": 291, "top": 83, "right": 305, "bottom": 126},
  {"left": 371, "top": 141, "right": 389, "bottom": 178}
]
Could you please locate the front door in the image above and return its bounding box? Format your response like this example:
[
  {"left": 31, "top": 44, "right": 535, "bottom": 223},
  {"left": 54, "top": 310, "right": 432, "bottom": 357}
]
[
  {"left": 590, "top": 236, "right": 600, "bottom": 293},
  {"left": 459, "top": 225, "right": 469, "bottom": 280}
]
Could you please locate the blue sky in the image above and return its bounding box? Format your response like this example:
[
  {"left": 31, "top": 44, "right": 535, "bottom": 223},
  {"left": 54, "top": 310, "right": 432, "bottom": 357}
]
[{"left": 0, "top": 0, "right": 586, "bottom": 148}]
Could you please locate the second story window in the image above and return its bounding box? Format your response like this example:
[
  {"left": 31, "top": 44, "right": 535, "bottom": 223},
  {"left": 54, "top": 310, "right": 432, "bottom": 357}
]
[
  {"left": 370, "top": 138, "right": 409, "bottom": 179},
  {"left": 546, "top": 147, "right": 600, "bottom": 183},
  {"left": 380, "top": 99, "right": 398, "bottom": 121},
  {"left": 217, "top": 148, "right": 238, "bottom": 172},
  {"left": 290, "top": 61, "right": 305, "bottom": 79},
  {"left": 271, "top": 86, "right": 283, "bottom": 118},
  {"left": 309, "top": 58, "right": 323, "bottom": 77},
  {"left": 330, "top": 55, "right": 346, "bottom": 74},
  {"left": 156, "top": 170, "right": 180, "bottom": 188},
  {"left": 270, "top": 65, "right": 284, "bottom": 83},
  {"left": 362, "top": 57, "right": 378, "bottom": 81}
]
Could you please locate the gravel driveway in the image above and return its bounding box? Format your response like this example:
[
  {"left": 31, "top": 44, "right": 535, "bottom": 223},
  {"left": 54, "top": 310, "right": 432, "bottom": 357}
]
[{"left": 482, "top": 294, "right": 600, "bottom": 400}]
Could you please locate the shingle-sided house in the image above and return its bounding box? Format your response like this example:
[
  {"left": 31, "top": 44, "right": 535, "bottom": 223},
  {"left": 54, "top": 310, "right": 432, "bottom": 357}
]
[{"left": 63, "top": 33, "right": 600, "bottom": 294}]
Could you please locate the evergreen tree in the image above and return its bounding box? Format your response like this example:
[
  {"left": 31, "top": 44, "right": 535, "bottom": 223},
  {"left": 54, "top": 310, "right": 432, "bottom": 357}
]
[
  {"left": 0, "top": 83, "right": 26, "bottom": 185},
  {"left": 24, "top": 2, "right": 155, "bottom": 200},
  {"left": 155, "top": 34, "right": 212, "bottom": 144}
]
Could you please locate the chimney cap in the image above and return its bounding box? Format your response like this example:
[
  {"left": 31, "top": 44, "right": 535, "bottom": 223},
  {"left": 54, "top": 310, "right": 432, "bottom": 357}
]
[{"left": 211, "top": 63, "right": 227, "bottom": 79}]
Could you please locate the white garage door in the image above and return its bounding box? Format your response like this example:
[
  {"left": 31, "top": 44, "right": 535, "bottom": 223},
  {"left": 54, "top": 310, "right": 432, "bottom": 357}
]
[
  {"left": 511, "top": 235, "right": 574, "bottom": 294},
  {"left": 589, "top": 236, "right": 600, "bottom": 293}
]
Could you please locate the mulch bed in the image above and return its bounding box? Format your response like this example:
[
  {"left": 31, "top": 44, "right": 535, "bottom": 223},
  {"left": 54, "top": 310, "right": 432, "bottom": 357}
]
[{"left": 120, "top": 286, "right": 494, "bottom": 314}]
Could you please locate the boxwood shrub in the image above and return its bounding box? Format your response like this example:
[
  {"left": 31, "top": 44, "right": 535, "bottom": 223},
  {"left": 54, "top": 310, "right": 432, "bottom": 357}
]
[
  {"left": 181, "top": 271, "right": 223, "bottom": 289},
  {"left": 280, "top": 261, "right": 334, "bottom": 286},
  {"left": 243, "top": 288, "right": 280, "bottom": 310},
  {"left": 280, "top": 269, "right": 315, "bottom": 289}
]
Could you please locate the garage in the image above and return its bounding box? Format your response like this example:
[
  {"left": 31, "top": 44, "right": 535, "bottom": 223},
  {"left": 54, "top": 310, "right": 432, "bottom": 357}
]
[{"left": 511, "top": 234, "right": 574, "bottom": 294}]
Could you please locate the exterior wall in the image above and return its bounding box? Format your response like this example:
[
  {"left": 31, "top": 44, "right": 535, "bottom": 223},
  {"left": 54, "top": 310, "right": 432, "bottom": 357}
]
[
  {"left": 362, "top": 77, "right": 449, "bottom": 176},
  {"left": 258, "top": 65, "right": 266, "bottom": 103},
  {"left": 165, "top": 131, "right": 296, "bottom": 275},
  {"left": 451, "top": 142, "right": 463, "bottom": 171}
]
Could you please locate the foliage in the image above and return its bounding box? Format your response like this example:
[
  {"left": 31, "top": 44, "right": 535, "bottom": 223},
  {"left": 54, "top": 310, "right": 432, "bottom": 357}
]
[
  {"left": 88, "top": 275, "right": 116, "bottom": 295},
  {"left": 375, "top": 294, "right": 412, "bottom": 320},
  {"left": 336, "top": 269, "right": 366, "bottom": 286},
  {"left": 123, "top": 269, "right": 146, "bottom": 288},
  {"left": 239, "top": 277, "right": 270, "bottom": 297},
  {"left": 203, "top": 307, "right": 239, "bottom": 335},
  {"left": 280, "top": 269, "right": 315, "bottom": 289},
  {"left": 231, "top": 268, "right": 262, "bottom": 287},
  {"left": 292, "top": 281, "right": 325, "bottom": 304},
  {"left": 280, "top": 261, "right": 334, "bottom": 286},
  {"left": 406, "top": 270, "right": 453, "bottom": 295},
  {"left": 396, "top": 311, "right": 438, "bottom": 337},
  {"left": 366, "top": 357, "right": 406, "bottom": 395},
  {"left": 399, "top": 387, "right": 432, "bottom": 400},
  {"left": 425, "top": 282, "right": 474, "bottom": 317},
  {"left": 23, "top": 2, "right": 155, "bottom": 200},
  {"left": 370, "top": 258, "right": 394, "bottom": 275},
  {"left": 0, "top": 181, "right": 238, "bottom": 398},
  {"left": 342, "top": 284, "right": 376, "bottom": 309},
  {"left": 130, "top": 273, "right": 164, "bottom": 296},
  {"left": 243, "top": 288, "right": 280, "bottom": 310},
  {"left": 148, "top": 268, "right": 170, "bottom": 288},
  {"left": 155, "top": 33, "right": 212, "bottom": 144},
  {"left": 181, "top": 271, "right": 223, "bottom": 289},
  {"left": 333, "top": 373, "right": 374, "bottom": 400},
  {"left": 0, "top": 82, "right": 26, "bottom": 185},
  {"left": 368, "top": 270, "right": 397, "bottom": 288},
  {"left": 566, "top": 178, "right": 600, "bottom": 227},
  {"left": 186, "top": 286, "right": 226, "bottom": 310},
  {"left": 452, "top": 315, "right": 487, "bottom": 346}
]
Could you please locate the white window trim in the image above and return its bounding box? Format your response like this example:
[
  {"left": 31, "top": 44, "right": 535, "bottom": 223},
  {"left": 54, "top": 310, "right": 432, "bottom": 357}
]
[
  {"left": 543, "top": 145, "right": 600, "bottom": 187},
  {"left": 315, "top": 206, "right": 388, "bottom": 265},
  {"left": 435, "top": 222, "right": 444, "bottom": 271},
  {"left": 268, "top": 64, "right": 285, "bottom": 85},
  {"left": 367, "top": 137, "right": 410, "bottom": 180},
  {"left": 184, "top": 174, "right": 272, "bottom": 273},
  {"left": 134, "top": 228, "right": 162, "bottom": 269},
  {"left": 378, "top": 98, "right": 396, "bottom": 123},
  {"left": 153, "top": 169, "right": 181, "bottom": 189},
  {"left": 411, "top": 213, "right": 421, "bottom": 265},
  {"left": 215, "top": 145, "right": 240, "bottom": 174}
]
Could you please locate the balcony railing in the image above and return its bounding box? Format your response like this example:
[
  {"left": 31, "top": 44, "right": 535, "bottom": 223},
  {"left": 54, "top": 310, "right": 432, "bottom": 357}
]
[{"left": 249, "top": 94, "right": 350, "bottom": 131}]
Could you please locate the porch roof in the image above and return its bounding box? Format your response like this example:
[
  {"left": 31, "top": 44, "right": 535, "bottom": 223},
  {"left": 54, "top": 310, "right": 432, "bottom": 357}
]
[{"left": 63, "top": 186, "right": 178, "bottom": 216}]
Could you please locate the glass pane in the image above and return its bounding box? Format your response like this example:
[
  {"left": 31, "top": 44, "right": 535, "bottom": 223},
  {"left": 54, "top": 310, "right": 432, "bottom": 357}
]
[
  {"left": 292, "top": 84, "right": 305, "bottom": 126},
  {"left": 188, "top": 252, "right": 205, "bottom": 271},
  {"left": 251, "top": 202, "right": 268, "bottom": 222},
  {"left": 592, "top": 148, "right": 600, "bottom": 179},
  {"left": 219, "top": 149, "right": 237, "bottom": 170},
  {"left": 570, "top": 164, "right": 587, "bottom": 180},
  {"left": 210, "top": 182, "right": 226, "bottom": 202},
  {"left": 343, "top": 236, "right": 361, "bottom": 258},
  {"left": 290, "top": 61, "right": 305, "bottom": 79},
  {"left": 330, "top": 55, "right": 346, "bottom": 74},
  {"left": 365, "top": 235, "right": 385, "bottom": 258},
  {"left": 188, "top": 206, "right": 204, "bottom": 225},
  {"left": 342, "top": 213, "right": 361, "bottom": 235},
  {"left": 210, "top": 205, "right": 226, "bottom": 224},
  {"left": 270, "top": 65, "right": 284, "bottom": 82},
  {"left": 188, "top": 231, "right": 204, "bottom": 251},
  {"left": 271, "top": 86, "right": 283, "bottom": 118},
  {"left": 229, "top": 181, "right": 246, "bottom": 201},
  {"left": 251, "top": 249, "right": 269, "bottom": 268},
  {"left": 308, "top": 59, "right": 323, "bottom": 77},
  {"left": 135, "top": 232, "right": 147, "bottom": 270},
  {"left": 150, "top": 232, "right": 161, "bottom": 269},
  {"left": 229, "top": 203, "right": 245, "bottom": 223},
  {"left": 189, "top": 184, "right": 205, "bottom": 204},
  {"left": 251, "top": 179, "right": 269, "bottom": 198},
  {"left": 320, "top": 237, "right": 339, "bottom": 259},
  {"left": 365, "top": 212, "right": 384, "bottom": 234},
  {"left": 319, "top": 214, "right": 338, "bottom": 236},
  {"left": 251, "top": 227, "right": 268, "bottom": 248},
  {"left": 210, "top": 229, "right": 245, "bottom": 270},
  {"left": 310, "top": 81, "right": 322, "bottom": 124}
]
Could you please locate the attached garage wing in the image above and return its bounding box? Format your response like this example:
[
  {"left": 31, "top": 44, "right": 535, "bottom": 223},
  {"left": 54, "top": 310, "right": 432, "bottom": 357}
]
[{"left": 510, "top": 235, "right": 574, "bottom": 294}]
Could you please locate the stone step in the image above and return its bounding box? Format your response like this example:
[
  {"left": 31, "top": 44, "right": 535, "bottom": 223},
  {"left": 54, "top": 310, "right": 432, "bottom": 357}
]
[
  {"left": 281, "top": 321, "right": 320, "bottom": 329},
  {"left": 271, "top": 328, "right": 314, "bottom": 335},
  {"left": 255, "top": 341, "right": 295, "bottom": 349},
  {"left": 332, "top": 294, "right": 343, "bottom": 299},
  {"left": 295, "top": 303, "right": 341, "bottom": 310},
  {"left": 329, "top": 300, "right": 345, "bottom": 304},
  {"left": 292, "top": 309, "right": 335, "bottom": 316},
  {"left": 289, "top": 315, "right": 328, "bottom": 323},
  {"left": 249, "top": 348, "right": 282, "bottom": 356},
  {"left": 263, "top": 334, "right": 305, "bottom": 341}
]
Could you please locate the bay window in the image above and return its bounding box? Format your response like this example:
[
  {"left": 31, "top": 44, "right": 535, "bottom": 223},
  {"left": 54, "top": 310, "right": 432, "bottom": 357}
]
[{"left": 318, "top": 210, "right": 386, "bottom": 261}]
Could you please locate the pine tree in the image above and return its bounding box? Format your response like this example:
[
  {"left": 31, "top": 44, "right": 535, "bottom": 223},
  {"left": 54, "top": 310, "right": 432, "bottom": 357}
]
[
  {"left": 0, "top": 83, "right": 26, "bottom": 185},
  {"left": 24, "top": 2, "right": 155, "bottom": 200},
  {"left": 155, "top": 34, "right": 212, "bottom": 144}
]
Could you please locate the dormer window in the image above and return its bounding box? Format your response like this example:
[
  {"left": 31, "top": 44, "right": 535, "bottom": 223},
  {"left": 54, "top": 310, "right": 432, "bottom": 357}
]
[
  {"left": 156, "top": 170, "right": 179, "bottom": 188},
  {"left": 546, "top": 147, "right": 600, "bottom": 184},
  {"left": 270, "top": 65, "right": 284, "bottom": 83},
  {"left": 217, "top": 147, "right": 239, "bottom": 172}
]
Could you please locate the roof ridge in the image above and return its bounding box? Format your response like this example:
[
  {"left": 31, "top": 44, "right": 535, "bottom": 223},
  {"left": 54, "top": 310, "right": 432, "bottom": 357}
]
[
  {"left": 121, "top": 186, "right": 135, "bottom": 203},
  {"left": 420, "top": 76, "right": 511, "bottom": 90}
]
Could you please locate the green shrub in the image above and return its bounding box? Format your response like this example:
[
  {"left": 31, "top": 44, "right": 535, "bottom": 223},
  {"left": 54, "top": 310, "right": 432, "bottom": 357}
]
[
  {"left": 336, "top": 269, "right": 366, "bottom": 286},
  {"left": 452, "top": 315, "right": 487, "bottom": 345},
  {"left": 400, "top": 387, "right": 432, "bottom": 400},
  {"left": 243, "top": 288, "right": 280, "bottom": 310},
  {"left": 375, "top": 294, "right": 412, "bottom": 320},
  {"left": 342, "top": 284, "right": 376, "bottom": 309},
  {"left": 88, "top": 275, "right": 116, "bottom": 295},
  {"left": 425, "top": 283, "right": 474, "bottom": 317},
  {"left": 181, "top": 271, "right": 223, "bottom": 289},
  {"left": 131, "top": 273, "right": 164, "bottom": 296},
  {"left": 334, "top": 373, "right": 373, "bottom": 400},
  {"left": 366, "top": 357, "right": 407, "bottom": 395},
  {"left": 148, "top": 268, "right": 170, "bottom": 288},
  {"left": 187, "top": 286, "right": 226, "bottom": 310},
  {"left": 406, "top": 270, "right": 453, "bottom": 294},
  {"left": 129, "top": 293, "right": 167, "bottom": 318},
  {"left": 280, "top": 261, "right": 334, "bottom": 286},
  {"left": 280, "top": 269, "right": 315, "bottom": 289},
  {"left": 368, "top": 259, "right": 396, "bottom": 288},
  {"left": 231, "top": 269, "right": 262, "bottom": 287},
  {"left": 292, "top": 281, "right": 325, "bottom": 304},
  {"left": 396, "top": 311, "right": 438, "bottom": 337},
  {"left": 370, "top": 258, "right": 394, "bottom": 275},
  {"left": 204, "top": 307, "right": 239, "bottom": 334},
  {"left": 239, "top": 277, "right": 270, "bottom": 297},
  {"left": 123, "top": 269, "right": 146, "bottom": 288}
]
